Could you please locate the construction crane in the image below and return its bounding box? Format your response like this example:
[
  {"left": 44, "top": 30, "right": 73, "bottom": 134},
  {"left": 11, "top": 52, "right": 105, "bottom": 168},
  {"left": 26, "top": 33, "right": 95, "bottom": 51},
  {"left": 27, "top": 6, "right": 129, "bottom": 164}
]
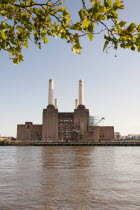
[{"left": 94, "top": 117, "right": 105, "bottom": 126}]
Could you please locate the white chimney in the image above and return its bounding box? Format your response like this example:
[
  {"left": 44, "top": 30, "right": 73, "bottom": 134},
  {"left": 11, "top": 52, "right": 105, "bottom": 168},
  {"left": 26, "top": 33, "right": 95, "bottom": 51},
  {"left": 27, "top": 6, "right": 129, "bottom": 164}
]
[
  {"left": 75, "top": 99, "right": 78, "bottom": 109},
  {"left": 48, "top": 79, "right": 54, "bottom": 105},
  {"left": 55, "top": 99, "right": 58, "bottom": 109},
  {"left": 79, "top": 80, "right": 84, "bottom": 105}
]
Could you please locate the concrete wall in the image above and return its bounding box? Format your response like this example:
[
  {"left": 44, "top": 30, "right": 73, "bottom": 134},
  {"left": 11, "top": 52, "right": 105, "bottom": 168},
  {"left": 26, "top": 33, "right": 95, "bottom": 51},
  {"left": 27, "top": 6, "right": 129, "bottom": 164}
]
[
  {"left": 92, "top": 126, "right": 100, "bottom": 141},
  {"left": 87, "top": 126, "right": 114, "bottom": 141},
  {"left": 88, "top": 126, "right": 100, "bottom": 141},
  {"left": 42, "top": 105, "right": 58, "bottom": 142},
  {"left": 17, "top": 122, "right": 42, "bottom": 141},
  {"left": 99, "top": 126, "right": 114, "bottom": 140},
  {"left": 74, "top": 105, "right": 89, "bottom": 140}
]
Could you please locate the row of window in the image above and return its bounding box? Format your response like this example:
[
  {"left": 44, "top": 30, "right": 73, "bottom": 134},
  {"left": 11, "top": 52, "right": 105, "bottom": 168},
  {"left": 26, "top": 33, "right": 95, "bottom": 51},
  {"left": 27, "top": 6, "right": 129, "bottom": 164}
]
[
  {"left": 59, "top": 127, "right": 73, "bottom": 130},
  {"left": 59, "top": 115, "right": 74, "bottom": 118},
  {"left": 100, "top": 135, "right": 105, "bottom": 138},
  {"left": 59, "top": 119, "right": 73, "bottom": 122},
  {"left": 59, "top": 125, "right": 73, "bottom": 128}
]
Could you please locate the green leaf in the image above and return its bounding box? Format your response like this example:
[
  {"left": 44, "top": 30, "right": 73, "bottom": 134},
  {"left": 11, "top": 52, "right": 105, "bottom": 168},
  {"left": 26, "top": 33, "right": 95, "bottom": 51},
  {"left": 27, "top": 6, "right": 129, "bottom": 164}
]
[
  {"left": 137, "top": 46, "right": 140, "bottom": 52},
  {"left": 103, "top": 40, "right": 109, "bottom": 51},
  {"left": 23, "top": 42, "right": 28, "bottom": 48},
  {"left": 113, "top": 0, "right": 124, "bottom": 10},
  {"left": 115, "top": 0, "right": 120, "bottom": 3},
  {"left": 104, "top": 0, "right": 112, "bottom": 8},
  {"left": 97, "top": 14, "right": 106, "bottom": 20},
  {"left": 61, "top": 7, "right": 69, "bottom": 16},
  {"left": 72, "top": 47, "right": 81, "bottom": 54},
  {"left": 107, "top": 0, "right": 112, "bottom": 7},
  {"left": 79, "top": 9, "right": 85, "bottom": 20},
  {"left": 120, "top": 43, "right": 125, "bottom": 49},
  {"left": 128, "top": 23, "right": 137, "bottom": 33},
  {"left": 119, "top": 21, "right": 127, "bottom": 27},
  {"left": 129, "top": 23, "right": 137, "bottom": 28},
  {"left": 1, "top": 30, "right": 6, "bottom": 40},
  {"left": 88, "top": 24, "right": 94, "bottom": 33},
  {"left": 137, "top": 25, "right": 140, "bottom": 32},
  {"left": 99, "top": 6, "right": 107, "bottom": 13},
  {"left": 131, "top": 45, "right": 135, "bottom": 51},
  {"left": 88, "top": 33, "right": 94, "bottom": 41},
  {"left": 104, "top": 35, "right": 112, "bottom": 41},
  {"left": 43, "top": 37, "right": 49, "bottom": 43},
  {"left": 0, "top": 0, "right": 139, "bottom": 64},
  {"left": 72, "top": 44, "right": 82, "bottom": 54},
  {"left": 83, "top": 17, "right": 89, "bottom": 27}
]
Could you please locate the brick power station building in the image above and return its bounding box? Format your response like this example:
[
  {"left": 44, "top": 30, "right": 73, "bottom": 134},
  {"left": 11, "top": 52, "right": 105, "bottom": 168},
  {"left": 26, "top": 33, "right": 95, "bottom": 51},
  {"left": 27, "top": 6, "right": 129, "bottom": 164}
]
[{"left": 17, "top": 80, "right": 114, "bottom": 142}]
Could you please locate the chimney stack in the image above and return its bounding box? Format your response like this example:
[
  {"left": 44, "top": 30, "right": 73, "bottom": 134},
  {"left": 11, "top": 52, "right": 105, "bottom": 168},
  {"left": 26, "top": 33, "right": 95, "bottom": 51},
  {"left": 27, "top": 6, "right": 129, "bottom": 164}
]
[
  {"left": 75, "top": 99, "right": 78, "bottom": 109},
  {"left": 48, "top": 79, "right": 54, "bottom": 105},
  {"left": 79, "top": 80, "right": 84, "bottom": 105},
  {"left": 55, "top": 99, "right": 58, "bottom": 109}
]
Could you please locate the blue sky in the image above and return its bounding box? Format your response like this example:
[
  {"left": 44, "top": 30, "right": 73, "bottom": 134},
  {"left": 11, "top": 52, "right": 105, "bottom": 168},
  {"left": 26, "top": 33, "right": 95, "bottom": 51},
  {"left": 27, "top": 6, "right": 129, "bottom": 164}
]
[{"left": 0, "top": 0, "right": 140, "bottom": 137}]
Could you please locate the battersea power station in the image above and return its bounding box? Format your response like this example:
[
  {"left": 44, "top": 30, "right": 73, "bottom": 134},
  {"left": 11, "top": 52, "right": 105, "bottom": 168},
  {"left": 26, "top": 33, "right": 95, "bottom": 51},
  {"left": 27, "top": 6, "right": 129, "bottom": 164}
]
[{"left": 17, "top": 80, "right": 114, "bottom": 142}]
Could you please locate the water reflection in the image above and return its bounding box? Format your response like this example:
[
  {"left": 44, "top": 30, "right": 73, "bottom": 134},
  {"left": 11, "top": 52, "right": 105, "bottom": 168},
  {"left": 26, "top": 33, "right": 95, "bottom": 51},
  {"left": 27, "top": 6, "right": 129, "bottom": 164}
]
[
  {"left": 41, "top": 147, "right": 96, "bottom": 209},
  {"left": 0, "top": 146, "right": 140, "bottom": 210}
]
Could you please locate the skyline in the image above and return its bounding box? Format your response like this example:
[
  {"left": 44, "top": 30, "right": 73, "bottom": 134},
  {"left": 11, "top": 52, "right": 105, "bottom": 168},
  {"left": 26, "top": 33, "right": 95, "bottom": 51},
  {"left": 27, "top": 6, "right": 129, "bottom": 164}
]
[{"left": 0, "top": 0, "right": 140, "bottom": 137}]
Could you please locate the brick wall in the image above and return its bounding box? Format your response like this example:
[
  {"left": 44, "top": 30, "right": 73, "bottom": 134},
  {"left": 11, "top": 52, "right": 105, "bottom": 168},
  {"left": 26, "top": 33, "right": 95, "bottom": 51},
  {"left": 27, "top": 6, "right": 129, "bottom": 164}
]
[{"left": 17, "top": 122, "right": 42, "bottom": 141}]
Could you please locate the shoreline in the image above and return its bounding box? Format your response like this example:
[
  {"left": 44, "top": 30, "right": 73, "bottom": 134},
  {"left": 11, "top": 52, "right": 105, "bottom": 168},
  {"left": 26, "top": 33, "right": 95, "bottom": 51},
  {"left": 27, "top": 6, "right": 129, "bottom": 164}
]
[{"left": 1, "top": 140, "right": 140, "bottom": 146}]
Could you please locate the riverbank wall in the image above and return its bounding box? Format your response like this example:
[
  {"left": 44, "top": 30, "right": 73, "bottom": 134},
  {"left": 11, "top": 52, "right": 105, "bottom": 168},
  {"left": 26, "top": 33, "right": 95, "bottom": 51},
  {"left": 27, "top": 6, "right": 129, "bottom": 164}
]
[{"left": 1, "top": 140, "right": 140, "bottom": 146}]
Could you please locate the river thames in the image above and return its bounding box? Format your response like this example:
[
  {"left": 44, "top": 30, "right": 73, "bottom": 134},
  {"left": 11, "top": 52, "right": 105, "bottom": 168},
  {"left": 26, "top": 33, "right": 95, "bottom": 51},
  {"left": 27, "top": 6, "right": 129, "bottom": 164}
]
[{"left": 0, "top": 146, "right": 140, "bottom": 210}]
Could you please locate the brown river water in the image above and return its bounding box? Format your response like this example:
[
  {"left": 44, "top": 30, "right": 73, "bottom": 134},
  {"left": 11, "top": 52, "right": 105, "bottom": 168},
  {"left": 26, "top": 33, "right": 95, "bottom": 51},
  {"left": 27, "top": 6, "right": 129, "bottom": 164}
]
[{"left": 0, "top": 146, "right": 140, "bottom": 210}]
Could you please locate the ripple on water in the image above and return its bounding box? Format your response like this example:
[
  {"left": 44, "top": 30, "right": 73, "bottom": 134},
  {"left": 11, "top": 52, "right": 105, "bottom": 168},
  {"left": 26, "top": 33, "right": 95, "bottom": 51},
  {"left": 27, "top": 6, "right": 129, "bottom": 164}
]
[{"left": 0, "top": 146, "right": 140, "bottom": 210}]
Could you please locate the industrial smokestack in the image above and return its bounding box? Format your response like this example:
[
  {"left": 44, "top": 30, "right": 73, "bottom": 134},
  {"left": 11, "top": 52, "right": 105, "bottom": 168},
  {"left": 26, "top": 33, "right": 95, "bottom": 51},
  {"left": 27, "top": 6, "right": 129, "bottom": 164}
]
[
  {"left": 48, "top": 79, "right": 54, "bottom": 105},
  {"left": 75, "top": 99, "right": 78, "bottom": 109},
  {"left": 55, "top": 99, "right": 58, "bottom": 109},
  {"left": 79, "top": 80, "right": 84, "bottom": 105}
]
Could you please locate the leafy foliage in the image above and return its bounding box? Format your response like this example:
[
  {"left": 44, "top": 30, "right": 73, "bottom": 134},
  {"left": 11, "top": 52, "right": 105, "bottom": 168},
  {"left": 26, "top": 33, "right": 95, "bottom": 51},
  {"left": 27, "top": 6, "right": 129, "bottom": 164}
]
[{"left": 0, "top": 0, "right": 140, "bottom": 63}]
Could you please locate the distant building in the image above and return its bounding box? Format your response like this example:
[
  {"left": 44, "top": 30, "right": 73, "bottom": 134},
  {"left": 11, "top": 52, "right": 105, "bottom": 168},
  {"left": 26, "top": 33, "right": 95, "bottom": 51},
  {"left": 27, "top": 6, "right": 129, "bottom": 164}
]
[
  {"left": 0, "top": 137, "right": 16, "bottom": 141},
  {"left": 17, "top": 80, "right": 114, "bottom": 142},
  {"left": 89, "top": 116, "right": 94, "bottom": 126},
  {"left": 122, "top": 134, "right": 140, "bottom": 140},
  {"left": 114, "top": 132, "right": 121, "bottom": 140}
]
